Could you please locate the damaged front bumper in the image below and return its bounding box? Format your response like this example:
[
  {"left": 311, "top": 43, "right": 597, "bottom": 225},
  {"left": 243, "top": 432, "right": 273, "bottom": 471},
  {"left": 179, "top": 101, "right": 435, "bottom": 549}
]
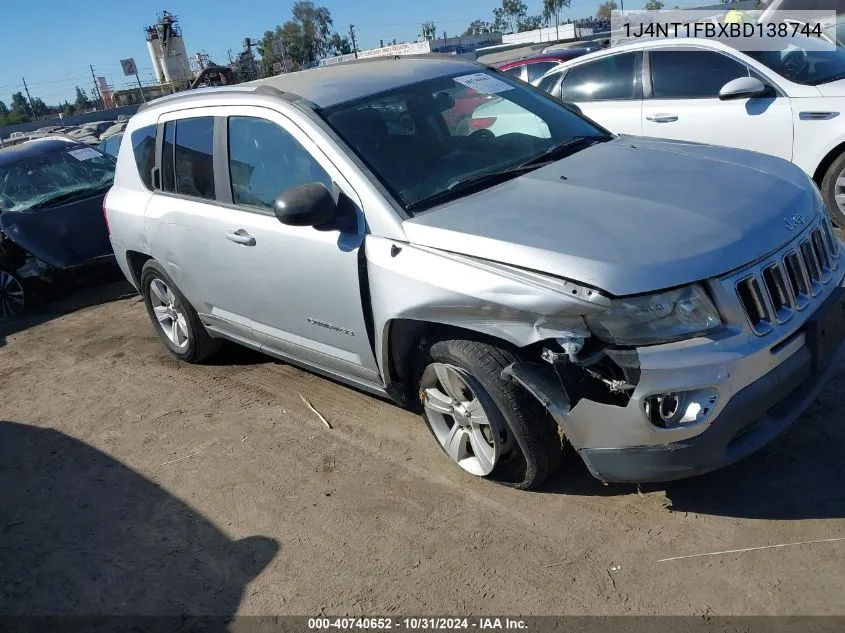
[{"left": 504, "top": 286, "right": 845, "bottom": 484}]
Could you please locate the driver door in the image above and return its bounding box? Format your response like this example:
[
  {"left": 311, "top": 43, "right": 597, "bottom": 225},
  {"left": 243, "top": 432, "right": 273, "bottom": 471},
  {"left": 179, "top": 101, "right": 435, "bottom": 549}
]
[{"left": 641, "top": 48, "right": 793, "bottom": 161}]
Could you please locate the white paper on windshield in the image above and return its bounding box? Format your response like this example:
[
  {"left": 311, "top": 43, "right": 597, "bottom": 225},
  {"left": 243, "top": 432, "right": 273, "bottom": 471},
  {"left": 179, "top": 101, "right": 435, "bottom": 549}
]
[
  {"left": 453, "top": 73, "right": 512, "bottom": 95},
  {"left": 68, "top": 147, "right": 101, "bottom": 161}
]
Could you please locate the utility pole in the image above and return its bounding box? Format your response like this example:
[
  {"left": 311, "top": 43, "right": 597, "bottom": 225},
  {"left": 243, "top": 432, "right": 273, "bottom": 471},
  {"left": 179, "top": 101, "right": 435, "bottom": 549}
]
[
  {"left": 90, "top": 65, "right": 104, "bottom": 110},
  {"left": 21, "top": 77, "right": 36, "bottom": 118},
  {"left": 349, "top": 24, "right": 358, "bottom": 59}
]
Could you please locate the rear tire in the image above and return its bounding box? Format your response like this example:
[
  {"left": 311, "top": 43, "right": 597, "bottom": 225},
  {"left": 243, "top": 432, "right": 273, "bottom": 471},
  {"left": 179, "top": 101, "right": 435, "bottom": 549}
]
[
  {"left": 820, "top": 153, "right": 845, "bottom": 228},
  {"left": 416, "top": 338, "right": 563, "bottom": 490},
  {"left": 140, "top": 260, "right": 220, "bottom": 363}
]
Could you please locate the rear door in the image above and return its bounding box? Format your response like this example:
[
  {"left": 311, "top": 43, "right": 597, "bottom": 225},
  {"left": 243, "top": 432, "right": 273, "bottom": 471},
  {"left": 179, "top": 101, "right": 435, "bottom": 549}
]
[
  {"left": 559, "top": 51, "right": 643, "bottom": 135},
  {"left": 641, "top": 47, "right": 793, "bottom": 160}
]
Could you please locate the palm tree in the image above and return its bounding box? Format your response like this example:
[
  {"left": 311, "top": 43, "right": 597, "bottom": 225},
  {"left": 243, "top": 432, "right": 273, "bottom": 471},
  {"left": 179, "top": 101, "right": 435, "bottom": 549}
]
[{"left": 543, "top": 0, "right": 570, "bottom": 40}]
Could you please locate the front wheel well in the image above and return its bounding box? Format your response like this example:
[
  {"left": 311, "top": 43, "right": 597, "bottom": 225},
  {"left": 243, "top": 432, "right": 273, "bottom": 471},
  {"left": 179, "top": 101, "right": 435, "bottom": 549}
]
[
  {"left": 386, "top": 319, "right": 523, "bottom": 401},
  {"left": 813, "top": 141, "right": 845, "bottom": 185}
]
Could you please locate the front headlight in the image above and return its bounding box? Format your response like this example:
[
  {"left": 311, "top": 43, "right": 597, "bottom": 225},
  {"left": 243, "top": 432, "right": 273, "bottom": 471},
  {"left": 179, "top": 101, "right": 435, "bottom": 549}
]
[{"left": 584, "top": 284, "right": 723, "bottom": 346}]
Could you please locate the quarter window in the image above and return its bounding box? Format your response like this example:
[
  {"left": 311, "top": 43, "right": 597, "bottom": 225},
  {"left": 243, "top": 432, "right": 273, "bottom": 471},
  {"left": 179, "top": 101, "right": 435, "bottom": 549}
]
[
  {"left": 537, "top": 72, "right": 563, "bottom": 98},
  {"left": 561, "top": 53, "right": 638, "bottom": 101},
  {"left": 130, "top": 125, "right": 156, "bottom": 190},
  {"left": 163, "top": 117, "right": 215, "bottom": 200},
  {"left": 650, "top": 50, "right": 750, "bottom": 99},
  {"left": 227, "top": 116, "right": 331, "bottom": 210}
]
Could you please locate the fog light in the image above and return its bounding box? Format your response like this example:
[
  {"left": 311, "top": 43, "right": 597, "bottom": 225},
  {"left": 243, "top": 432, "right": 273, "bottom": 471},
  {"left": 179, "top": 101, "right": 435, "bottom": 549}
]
[{"left": 643, "top": 390, "right": 717, "bottom": 428}]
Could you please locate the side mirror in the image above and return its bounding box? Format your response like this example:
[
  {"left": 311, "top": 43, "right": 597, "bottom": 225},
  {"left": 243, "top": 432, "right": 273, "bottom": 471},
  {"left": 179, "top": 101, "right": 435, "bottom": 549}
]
[
  {"left": 718, "top": 76, "right": 768, "bottom": 101},
  {"left": 562, "top": 101, "right": 583, "bottom": 116},
  {"left": 433, "top": 91, "right": 456, "bottom": 112},
  {"left": 273, "top": 183, "right": 338, "bottom": 227}
]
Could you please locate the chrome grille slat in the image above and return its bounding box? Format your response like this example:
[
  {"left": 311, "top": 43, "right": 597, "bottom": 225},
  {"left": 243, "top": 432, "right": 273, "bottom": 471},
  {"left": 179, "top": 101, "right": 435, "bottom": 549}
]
[{"left": 731, "top": 217, "right": 841, "bottom": 336}]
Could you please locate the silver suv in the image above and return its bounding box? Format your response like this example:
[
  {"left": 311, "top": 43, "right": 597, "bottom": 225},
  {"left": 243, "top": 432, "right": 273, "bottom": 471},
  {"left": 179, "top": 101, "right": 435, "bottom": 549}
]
[{"left": 106, "top": 56, "right": 845, "bottom": 490}]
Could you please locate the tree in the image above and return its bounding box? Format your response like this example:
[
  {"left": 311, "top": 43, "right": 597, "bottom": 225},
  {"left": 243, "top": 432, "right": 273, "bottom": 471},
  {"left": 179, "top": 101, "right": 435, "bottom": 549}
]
[
  {"left": 518, "top": 15, "right": 544, "bottom": 31},
  {"left": 63, "top": 103, "right": 76, "bottom": 116},
  {"left": 463, "top": 19, "right": 493, "bottom": 36},
  {"left": 644, "top": 0, "right": 664, "bottom": 8},
  {"left": 596, "top": 0, "right": 618, "bottom": 19},
  {"left": 31, "top": 97, "right": 48, "bottom": 117},
  {"left": 493, "top": 0, "right": 528, "bottom": 34},
  {"left": 257, "top": 1, "right": 336, "bottom": 71},
  {"left": 0, "top": 101, "right": 7, "bottom": 116},
  {"left": 328, "top": 33, "right": 352, "bottom": 55},
  {"left": 75, "top": 86, "right": 90, "bottom": 110},
  {"left": 10, "top": 92, "right": 29, "bottom": 116},
  {"left": 421, "top": 21, "right": 437, "bottom": 40},
  {"left": 543, "top": 0, "right": 570, "bottom": 37}
]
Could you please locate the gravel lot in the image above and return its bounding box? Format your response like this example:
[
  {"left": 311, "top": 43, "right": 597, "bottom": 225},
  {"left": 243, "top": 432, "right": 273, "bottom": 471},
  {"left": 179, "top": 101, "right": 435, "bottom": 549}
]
[{"left": 1, "top": 280, "right": 844, "bottom": 616}]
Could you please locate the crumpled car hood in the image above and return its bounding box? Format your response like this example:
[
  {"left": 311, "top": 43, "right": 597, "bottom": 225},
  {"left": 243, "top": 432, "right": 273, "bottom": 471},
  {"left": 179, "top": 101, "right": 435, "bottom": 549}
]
[
  {"left": 0, "top": 192, "right": 112, "bottom": 269},
  {"left": 403, "top": 136, "right": 815, "bottom": 296}
]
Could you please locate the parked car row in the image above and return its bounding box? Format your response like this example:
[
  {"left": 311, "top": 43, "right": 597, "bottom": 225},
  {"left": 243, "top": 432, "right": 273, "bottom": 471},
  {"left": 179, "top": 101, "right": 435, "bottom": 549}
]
[
  {"left": 484, "top": 32, "right": 845, "bottom": 229},
  {"left": 100, "top": 55, "right": 844, "bottom": 491}
]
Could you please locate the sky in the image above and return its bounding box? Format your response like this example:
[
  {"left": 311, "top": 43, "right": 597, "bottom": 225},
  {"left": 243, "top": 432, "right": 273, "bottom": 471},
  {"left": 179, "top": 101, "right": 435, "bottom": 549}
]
[{"left": 0, "top": 0, "right": 664, "bottom": 106}]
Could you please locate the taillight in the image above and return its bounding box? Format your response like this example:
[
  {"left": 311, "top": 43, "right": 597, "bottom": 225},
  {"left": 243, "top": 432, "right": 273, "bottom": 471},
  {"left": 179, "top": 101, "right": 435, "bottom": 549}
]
[
  {"left": 470, "top": 117, "right": 497, "bottom": 130},
  {"left": 102, "top": 190, "right": 111, "bottom": 235}
]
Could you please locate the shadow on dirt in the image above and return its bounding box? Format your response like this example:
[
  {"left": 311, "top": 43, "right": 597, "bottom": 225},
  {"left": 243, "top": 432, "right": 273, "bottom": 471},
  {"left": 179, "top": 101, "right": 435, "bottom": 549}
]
[
  {"left": 0, "top": 421, "right": 278, "bottom": 621},
  {"left": 0, "top": 276, "right": 136, "bottom": 350},
  {"left": 543, "top": 365, "right": 845, "bottom": 520}
]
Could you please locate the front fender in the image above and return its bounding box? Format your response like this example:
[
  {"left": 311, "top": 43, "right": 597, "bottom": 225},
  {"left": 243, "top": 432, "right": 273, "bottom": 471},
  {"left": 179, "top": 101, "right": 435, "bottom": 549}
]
[{"left": 366, "top": 236, "right": 607, "bottom": 384}]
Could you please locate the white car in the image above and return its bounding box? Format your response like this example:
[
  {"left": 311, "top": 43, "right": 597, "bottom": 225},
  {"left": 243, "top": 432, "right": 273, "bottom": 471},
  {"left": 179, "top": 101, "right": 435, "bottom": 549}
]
[{"left": 530, "top": 34, "right": 845, "bottom": 226}]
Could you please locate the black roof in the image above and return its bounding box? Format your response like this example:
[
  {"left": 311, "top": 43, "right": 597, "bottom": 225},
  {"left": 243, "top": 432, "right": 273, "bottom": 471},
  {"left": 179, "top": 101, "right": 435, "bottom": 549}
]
[{"left": 0, "top": 139, "right": 84, "bottom": 167}]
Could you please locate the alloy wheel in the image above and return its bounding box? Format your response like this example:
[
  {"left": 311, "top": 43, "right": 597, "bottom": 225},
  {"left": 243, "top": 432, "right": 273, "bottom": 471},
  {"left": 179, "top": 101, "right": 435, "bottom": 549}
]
[
  {"left": 149, "top": 278, "right": 189, "bottom": 350},
  {"left": 0, "top": 270, "right": 25, "bottom": 319},
  {"left": 835, "top": 170, "right": 845, "bottom": 216},
  {"left": 420, "top": 362, "right": 505, "bottom": 476}
]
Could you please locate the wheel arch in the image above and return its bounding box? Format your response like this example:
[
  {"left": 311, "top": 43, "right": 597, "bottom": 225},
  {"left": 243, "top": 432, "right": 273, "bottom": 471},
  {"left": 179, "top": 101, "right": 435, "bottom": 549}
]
[
  {"left": 812, "top": 140, "right": 845, "bottom": 185},
  {"left": 125, "top": 250, "right": 153, "bottom": 290},
  {"left": 382, "top": 317, "right": 525, "bottom": 402}
]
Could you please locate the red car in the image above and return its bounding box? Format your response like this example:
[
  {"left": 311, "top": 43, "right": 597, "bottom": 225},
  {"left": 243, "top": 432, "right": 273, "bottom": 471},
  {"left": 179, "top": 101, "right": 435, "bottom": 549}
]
[{"left": 497, "top": 50, "right": 593, "bottom": 84}]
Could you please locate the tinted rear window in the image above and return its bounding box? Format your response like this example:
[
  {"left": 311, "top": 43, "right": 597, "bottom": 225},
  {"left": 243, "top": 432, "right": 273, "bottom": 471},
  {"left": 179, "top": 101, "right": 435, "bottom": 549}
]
[{"left": 130, "top": 125, "right": 157, "bottom": 190}]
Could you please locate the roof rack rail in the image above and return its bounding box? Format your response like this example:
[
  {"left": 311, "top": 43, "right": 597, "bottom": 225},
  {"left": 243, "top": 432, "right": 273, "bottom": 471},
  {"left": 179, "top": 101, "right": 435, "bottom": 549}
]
[{"left": 135, "top": 83, "right": 287, "bottom": 114}]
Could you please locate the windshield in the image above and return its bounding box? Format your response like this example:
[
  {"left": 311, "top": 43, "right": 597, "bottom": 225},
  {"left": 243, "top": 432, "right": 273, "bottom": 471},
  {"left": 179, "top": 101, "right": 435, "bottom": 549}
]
[
  {"left": 0, "top": 146, "right": 115, "bottom": 212},
  {"left": 321, "top": 69, "right": 609, "bottom": 212},
  {"left": 743, "top": 34, "right": 845, "bottom": 84}
]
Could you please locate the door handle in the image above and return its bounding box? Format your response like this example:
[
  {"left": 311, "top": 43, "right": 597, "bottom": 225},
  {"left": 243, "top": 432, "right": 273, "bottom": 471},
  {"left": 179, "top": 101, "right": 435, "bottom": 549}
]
[
  {"left": 225, "top": 229, "right": 256, "bottom": 246},
  {"left": 646, "top": 113, "right": 679, "bottom": 123}
]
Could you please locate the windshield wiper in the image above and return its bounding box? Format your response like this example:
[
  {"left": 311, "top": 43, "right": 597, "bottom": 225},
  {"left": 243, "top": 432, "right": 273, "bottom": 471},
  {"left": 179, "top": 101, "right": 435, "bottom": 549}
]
[
  {"left": 519, "top": 135, "right": 608, "bottom": 168},
  {"left": 405, "top": 136, "right": 608, "bottom": 212}
]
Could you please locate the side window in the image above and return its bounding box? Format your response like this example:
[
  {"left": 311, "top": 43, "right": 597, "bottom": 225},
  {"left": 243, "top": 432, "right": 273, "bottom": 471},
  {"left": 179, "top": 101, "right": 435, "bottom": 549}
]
[
  {"left": 537, "top": 72, "right": 563, "bottom": 98},
  {"left": 650, "top": 50, "right": 749, "bottom": 99},
  {"left": 526, "top": 61, "right": 558, "bottom": 83},
  {"left": 166, "top": 117, "right": 215, "bottom": 200},
  {"left": 503, "top": 66, "right": 523, "bottom": 78},
  {"left": 227, "top": 116, "right": 331, "bottom": 211},
  {"left": 130, "top": 125, "right": 157, "bottom": 190},
  {"left": 561, "top": 53, "right": 638, "bottom": 102}
]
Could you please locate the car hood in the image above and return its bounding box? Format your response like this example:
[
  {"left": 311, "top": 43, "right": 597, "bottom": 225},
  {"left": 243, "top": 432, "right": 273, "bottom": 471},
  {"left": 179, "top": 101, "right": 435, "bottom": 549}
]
[
  {"left": 0, "top": 191, "right": 112, "bottom": 268},
  {"left": 814, "top": 78, "right": 845, "bottom": 97},
  {"left": 403, "top": 136, "right": 815, "bottom": 296}
]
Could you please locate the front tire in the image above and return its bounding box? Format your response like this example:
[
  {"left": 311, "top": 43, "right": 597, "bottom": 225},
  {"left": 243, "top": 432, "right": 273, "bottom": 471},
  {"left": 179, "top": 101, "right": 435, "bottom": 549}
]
[
  {"left": 0, "top": 265, "right": 27, "bottom": 319},
  {"left": 140, "top": 260, "right": 220, "bottom": 363},
  {"left": 416, "top": 338, "right": 563, "bottom": 490},
  {"left": 820, "top": 153, "right": 845, "bottom": 228}
]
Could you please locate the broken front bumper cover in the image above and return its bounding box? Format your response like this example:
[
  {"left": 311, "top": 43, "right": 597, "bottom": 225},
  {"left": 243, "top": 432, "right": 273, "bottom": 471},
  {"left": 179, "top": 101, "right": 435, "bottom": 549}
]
[{"left": 503, "top": 288, "right": 845, "bottom": 484}]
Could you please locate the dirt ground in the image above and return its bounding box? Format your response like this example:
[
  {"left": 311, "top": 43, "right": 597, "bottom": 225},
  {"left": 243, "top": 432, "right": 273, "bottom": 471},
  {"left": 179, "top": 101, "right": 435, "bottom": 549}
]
[{"left": 1, "top": 280, "right": 845, "bottom": 617}]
